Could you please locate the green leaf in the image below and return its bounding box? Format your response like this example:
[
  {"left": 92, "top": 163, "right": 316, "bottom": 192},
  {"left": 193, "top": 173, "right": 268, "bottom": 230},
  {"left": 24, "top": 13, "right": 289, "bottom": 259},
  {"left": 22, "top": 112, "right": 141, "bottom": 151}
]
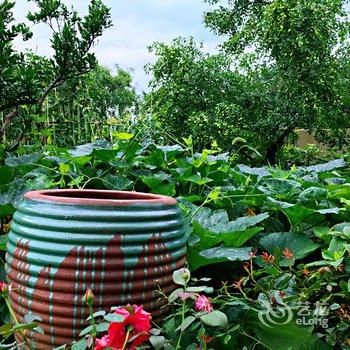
[
  {"left": 12, "top": 322, "right": 38, "bottom": 331},
  {"left": 220, "top": 227, "right": 263, "bottom": 247},
  {"left": 237, "top": 164, "right": 269, "bottom": 177},
  {"left": 200, "top": 246, "right": 252, "bottom": 261},
  {"left": 200, "top": 310, "right": 228, "bottom": 327},
  {"left": 113, "top": 132, "right": 134, "bottom": 140},
  {"left": 214, "top": 213, "right": 269, "bottom": 233},
  {"left": 266, "top": 196, "right": 294, "bottom": 209},
  {"left": 284, "top": 203, "right": 319, "bottom": 226},
  {"left": 299, "top": 187, "right": 328, "bottom": 203},
  {"left": 322, "top": 237, "right": 347, "bottom": 260},
  {"left": 193, "top": 208, "right": 269, "bottom": 234},
  {"left": 0, "top": 235, "right": 8, "bottom": 251},
  {"left": 71, "top": 339, "right": 88, "bottom": 350},
  {"left": 259, "top": 178, "right": 301, "bottom": 196},
  {"left": 0, "top": 324, "right": 12, "bottom": 336},
  {"left": 0, "top": 166, "right": 14, "bottom": 185},
  {"left": 92, "top": 149, "right": 119, "bottom": 162},
  {"left": 254, "top": 317, "right": 330, "bottom": 350},
  {"left": 304, "top": 158, "right": 346, "bottom": 173},
  {"left": 260, "top": 232, "right": 319, "bottom": 260},
  {"left": 193, "top": 208, "right": 268, "bottom": 247},
  {"left": 141, "top": 174, "right": 176, "bottom": 196},
  {"left": 78, "top": 324, "right": 93, "bottom": 337},
  {"left": 87, "top": 310, "right": 106, "bottom": 321},
  {"left": 317, "top": 208, "right": 339, "bottom": 214},
  {"left": 150, "top": 335, "right": 166, "bottom": 350},
  {"left": 186, "top": 174, "right": 213, "bottom": 185},
  {"left": 168, "top": 288, "right": 183, "bottom": 302},
  {"left": 59, "top": 163, "right": 70, "bottom": 175},
  {"left": 69, "top": 141, "right": 110, "bottom": 157},
  {"left": 186, "top": 286, "right": 213, "bottom": 293},
  {"left": 175, "top": 316, "right": 196, "bottom": 332},
  {"left": 24, "top": 314, "right": 42, "bottom": 323},
  {"left": 103, "top": 175, "right": 132, "bottom": 190},
  {"left": 96, "top": 322, "right": 109, "bottom": 333},
  {"left": 5, "top": 153, "right": 41, "bottom": 167},
  {"left": 104, "top": 313, "right": 125, "bottom": 323},
  {"left": 172, "top": 268, "right": 190, "bottom": 286}
]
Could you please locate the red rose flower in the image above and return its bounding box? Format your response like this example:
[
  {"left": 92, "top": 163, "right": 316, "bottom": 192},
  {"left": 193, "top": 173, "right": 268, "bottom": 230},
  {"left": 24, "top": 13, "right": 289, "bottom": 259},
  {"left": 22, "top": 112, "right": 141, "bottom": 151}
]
[{"left": 94, "top": 305, "right": 151, "bottom": 350}]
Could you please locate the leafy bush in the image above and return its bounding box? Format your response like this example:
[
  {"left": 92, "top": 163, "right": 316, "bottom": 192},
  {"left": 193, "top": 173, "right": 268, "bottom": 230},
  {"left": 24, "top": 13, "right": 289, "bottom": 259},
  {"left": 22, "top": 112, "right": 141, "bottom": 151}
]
[{"left": 0, "top": 138, "right": 349, "bottom": 349}]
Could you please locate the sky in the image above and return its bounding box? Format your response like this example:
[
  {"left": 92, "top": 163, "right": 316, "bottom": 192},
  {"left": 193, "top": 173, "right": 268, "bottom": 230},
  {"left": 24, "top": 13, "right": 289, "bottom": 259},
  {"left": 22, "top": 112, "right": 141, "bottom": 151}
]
[{"left": 13, "top": 0, "right": 222, "bottom": 92}]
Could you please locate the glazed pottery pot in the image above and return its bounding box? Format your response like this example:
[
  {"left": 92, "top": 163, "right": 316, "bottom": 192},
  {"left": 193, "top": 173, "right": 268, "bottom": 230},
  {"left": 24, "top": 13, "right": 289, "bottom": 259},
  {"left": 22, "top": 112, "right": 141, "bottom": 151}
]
[{"left": 6, "top": 189, "right": 186, "bottom": 348}]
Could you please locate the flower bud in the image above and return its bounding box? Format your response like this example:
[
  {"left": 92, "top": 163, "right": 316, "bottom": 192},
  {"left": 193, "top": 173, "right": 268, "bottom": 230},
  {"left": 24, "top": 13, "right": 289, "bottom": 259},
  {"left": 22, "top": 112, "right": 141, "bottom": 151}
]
[
  {"left": 0, "top": 281, "right": 8, "bottom": 296},
  {"left": 84, "top": 289, "right": 94, "bottom": 305},
  {"left": 181, "top": 268, "right": 191, "bottom": 283}
]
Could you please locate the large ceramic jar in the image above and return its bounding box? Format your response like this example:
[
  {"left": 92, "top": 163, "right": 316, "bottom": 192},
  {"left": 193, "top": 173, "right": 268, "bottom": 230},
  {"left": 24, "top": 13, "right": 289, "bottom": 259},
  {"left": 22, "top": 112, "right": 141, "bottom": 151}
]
[{"left": 6, "top": 189, "right": 186, "bottom": 348}]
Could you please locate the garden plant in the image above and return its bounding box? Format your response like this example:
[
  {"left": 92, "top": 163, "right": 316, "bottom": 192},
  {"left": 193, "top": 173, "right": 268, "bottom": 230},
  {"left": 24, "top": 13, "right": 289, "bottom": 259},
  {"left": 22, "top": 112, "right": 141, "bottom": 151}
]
[{"left": 0, "top": 0, "right": 350, "bottom": 349}]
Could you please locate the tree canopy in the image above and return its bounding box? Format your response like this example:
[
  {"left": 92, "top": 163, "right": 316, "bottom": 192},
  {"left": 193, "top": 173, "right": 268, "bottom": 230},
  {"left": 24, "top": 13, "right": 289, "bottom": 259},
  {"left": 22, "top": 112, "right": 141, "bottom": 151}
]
[
  {"left": 0, "top": 0, "right": 112, "bottom": 146},
  {"left": 146, "top": 0, "right": 350, "bottom": 163}
]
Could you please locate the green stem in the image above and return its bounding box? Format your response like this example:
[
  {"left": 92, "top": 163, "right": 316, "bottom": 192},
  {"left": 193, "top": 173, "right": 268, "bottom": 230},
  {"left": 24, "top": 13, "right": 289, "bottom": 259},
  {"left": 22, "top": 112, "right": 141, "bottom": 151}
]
[
  {"left": 5, "top": 297, "right": 19, "bottom": 325},
  {"left": 5, "top": 295, "right": 30, "bottom": 348},
  {"left": 88, "top": 304, "right": 97, "bottom": 348},
  {"left": 175, "top": 283, "right": 187, "bottom": 350},
  {"left": 121, "top": 329, "right": 131, "bottom": 350}
]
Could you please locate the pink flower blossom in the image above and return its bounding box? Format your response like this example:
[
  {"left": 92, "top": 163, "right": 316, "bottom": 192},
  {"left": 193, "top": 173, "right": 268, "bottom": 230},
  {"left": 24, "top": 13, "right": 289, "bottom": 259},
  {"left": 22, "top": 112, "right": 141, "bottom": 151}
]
[{"left": 194, "top": 295, "right": 213, "bottom": 312}]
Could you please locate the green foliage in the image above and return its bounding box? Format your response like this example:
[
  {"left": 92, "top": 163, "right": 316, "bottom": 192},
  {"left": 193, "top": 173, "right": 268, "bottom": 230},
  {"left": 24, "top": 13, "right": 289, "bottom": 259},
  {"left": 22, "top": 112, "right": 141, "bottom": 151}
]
[
  {"left": 0, "top": 139, "right": 349, "bottom": 348},
  {"left": 204, "top": 0, "right": 350, "bottom": 162},
  {"left": 146, "top": 1, "right": 350, "bottom": 163},
  {"left": 39, "top": 65, "right": 138, "bottom": 147},
  {"left": 146, "top": 38, "right": 244, "bottom": 151},
  {"left": 0, "top": 0, "right": 112, "bottom": 147}
]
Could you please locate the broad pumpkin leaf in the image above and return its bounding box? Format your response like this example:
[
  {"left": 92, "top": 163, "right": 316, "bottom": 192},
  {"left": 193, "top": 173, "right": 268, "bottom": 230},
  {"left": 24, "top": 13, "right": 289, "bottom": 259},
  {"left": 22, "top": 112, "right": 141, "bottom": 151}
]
[
  {"left": 192, "top": 208, "right": 268, "bottom": 247},
  {"left": 283, "top": 203, "right": 318, "bottom": 226},
  {"left": 92, "top": 148, "right": 119, "bottom": 162},
  {"left": 236, "top": 164, "right": 269, "bottom": 177},
  {"left": 68, "top": 140, "right": 110, "bottom": 157},
  {"left": 260, "top": 231, "right": 319, "bottom": 260},
  {"left": 253, "top": 315, "right": 331, "bottom": 350},
  {"left": 304, "top": 158, "right": 346, "bottom": 173},
  {"left": 103, "top": 174, "right": 132, "bottom": 190},
  {"left": 141, "top": 173, "right": 176, "bottom": 196},
  {"left": 5, "top": 153, "right": 41, "bottom": 167},
  {"left": 0, "top": 166, "right": 14, "bottom": 185},
  {"left": 299, "top": 187, "right": 328, "bottom": 203},
  {"left": 200, "top": 246, "right": 252, "bottom": 261}
]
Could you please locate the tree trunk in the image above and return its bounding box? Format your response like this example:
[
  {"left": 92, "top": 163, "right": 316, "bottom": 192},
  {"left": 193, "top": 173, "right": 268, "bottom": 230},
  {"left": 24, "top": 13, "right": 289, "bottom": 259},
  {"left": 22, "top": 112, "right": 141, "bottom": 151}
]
[{"left": 265, "top": 127, "right": 294, "bottom": 164}]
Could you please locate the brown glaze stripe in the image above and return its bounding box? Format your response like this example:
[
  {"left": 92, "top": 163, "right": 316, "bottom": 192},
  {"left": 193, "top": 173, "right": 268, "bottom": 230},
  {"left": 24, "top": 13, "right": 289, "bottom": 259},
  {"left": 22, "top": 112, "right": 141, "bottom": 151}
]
[{"left": 24, "top": 189, "right": 177, "bottom": 206}]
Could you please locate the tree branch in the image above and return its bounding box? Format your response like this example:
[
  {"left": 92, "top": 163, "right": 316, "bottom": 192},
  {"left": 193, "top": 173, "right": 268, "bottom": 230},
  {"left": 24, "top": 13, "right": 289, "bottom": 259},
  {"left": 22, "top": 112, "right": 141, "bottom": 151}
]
[
  {"left": 38, "top": 76, "right": 65, "bottom": 108},
  {"left": 0, "top": 106, "right": 19, "bottom": 141},
  {"left": 0, "top": 99, "right": 37, "bottom": 112}
]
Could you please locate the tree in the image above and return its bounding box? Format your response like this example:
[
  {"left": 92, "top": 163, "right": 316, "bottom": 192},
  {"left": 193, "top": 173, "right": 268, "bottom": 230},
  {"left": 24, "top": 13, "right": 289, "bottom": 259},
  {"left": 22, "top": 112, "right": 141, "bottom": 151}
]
[
  {"left": 145, "top": 37, "right": 246, "bottom": 149},
  {"left": 0, "top": 0, "right": 112, "bottom": 147},
  {"left": 41, "top": 65, "right": 138, "bottom": 146},
  {"left": 204, "top": 0, "right": 350, "bottom": 162}
]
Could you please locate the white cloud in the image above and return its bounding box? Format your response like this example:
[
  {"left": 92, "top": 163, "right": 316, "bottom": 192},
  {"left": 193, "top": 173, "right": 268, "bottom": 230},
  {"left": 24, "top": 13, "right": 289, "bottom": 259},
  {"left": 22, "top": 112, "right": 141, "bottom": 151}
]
[{"left": 11, "top": 0, "right": 221, "bottom": 91}]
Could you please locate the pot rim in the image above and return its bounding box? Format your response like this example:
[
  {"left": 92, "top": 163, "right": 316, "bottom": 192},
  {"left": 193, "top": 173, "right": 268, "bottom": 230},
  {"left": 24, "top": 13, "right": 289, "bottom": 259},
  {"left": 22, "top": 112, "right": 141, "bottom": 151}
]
[{"left": 24, "top": 189, "right": 177, "bottom": 206}]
